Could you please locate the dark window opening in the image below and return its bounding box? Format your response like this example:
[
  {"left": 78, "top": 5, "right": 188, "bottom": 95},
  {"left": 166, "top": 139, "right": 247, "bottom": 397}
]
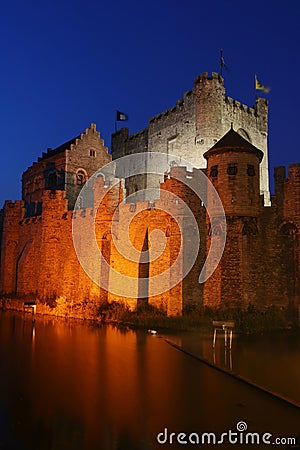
[
  {"left": 247, "top": 165, "right": 255, "bottom": 176},
  {"left": 90, "top": 149, "right": 96, "bottom": 157},
  {"left": 227, "top": 163, "right": 237, "bottom": 175},
  {"left": 242, "top": 222, "right": 258, "bottom": 236},
  {"left": 76, "top": 170, "right": 86, "bottom": 186},
  {"left": 210, "top": 165, "right": 218, "bottom": 178},
  {"left": 280, "top": 223, "right": 297, "bottom": 236},
  {"left": 48, "top": 172, "right": 57, "bottom": 188}
]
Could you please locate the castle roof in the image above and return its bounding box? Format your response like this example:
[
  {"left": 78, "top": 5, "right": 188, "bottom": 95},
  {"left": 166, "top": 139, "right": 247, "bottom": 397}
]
[
  {"left": 203, "top": 127, "right": 264, "bottom": 162},
  {"left": 37, "top": 135, "right": 80, "bottom": 162}
]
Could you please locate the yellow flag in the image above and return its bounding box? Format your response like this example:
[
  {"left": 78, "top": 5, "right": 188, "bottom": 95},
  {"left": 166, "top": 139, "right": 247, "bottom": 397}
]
[{"left": 255, "top": 75, "right": 270, "bottom": 93}]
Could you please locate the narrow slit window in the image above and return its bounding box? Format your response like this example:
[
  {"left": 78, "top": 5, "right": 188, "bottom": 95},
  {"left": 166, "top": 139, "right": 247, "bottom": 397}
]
[
  {"left": 247, "top": 164, "right": 255, "bottom": 176},
  {"left": 210, "top": 165, "right": 218, "bottom": 178}
]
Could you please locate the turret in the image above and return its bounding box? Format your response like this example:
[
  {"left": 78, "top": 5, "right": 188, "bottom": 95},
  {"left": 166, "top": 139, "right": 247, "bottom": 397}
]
[
  {"left": 194, "top": 72, "right": 225, "bottom": 134},
  {"left": 203, "top": 126, "right": 263, "bottom": 217}
]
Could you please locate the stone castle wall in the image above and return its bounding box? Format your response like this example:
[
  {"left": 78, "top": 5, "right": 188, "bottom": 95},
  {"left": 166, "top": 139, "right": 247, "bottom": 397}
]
[
  {"left": 0, "top": 178, "right": 189, "bottom": 315},
  {"left": 0, "top": 160, "right": 299, "bottom": 316}
]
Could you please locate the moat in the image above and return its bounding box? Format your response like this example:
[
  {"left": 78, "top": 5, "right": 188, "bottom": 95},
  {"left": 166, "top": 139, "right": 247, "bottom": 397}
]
[{"left": 0, "top": 311, "right": 299, "bottom": 449}]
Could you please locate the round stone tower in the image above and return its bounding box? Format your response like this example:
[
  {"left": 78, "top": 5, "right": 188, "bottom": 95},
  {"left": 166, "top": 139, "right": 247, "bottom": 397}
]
[{"left": 203, "top": 127, "right": 264, "bottom": 309}]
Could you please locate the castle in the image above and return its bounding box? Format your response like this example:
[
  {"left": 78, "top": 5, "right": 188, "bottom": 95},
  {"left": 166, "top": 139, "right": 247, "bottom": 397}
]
[{"left": 0, "top": 73, "right": 299, "bottom": 317}]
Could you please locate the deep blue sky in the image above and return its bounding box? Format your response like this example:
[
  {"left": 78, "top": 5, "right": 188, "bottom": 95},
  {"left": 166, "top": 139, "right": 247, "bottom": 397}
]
[{"left": 1, "top": 0, "right": 299, "bottom": 206}]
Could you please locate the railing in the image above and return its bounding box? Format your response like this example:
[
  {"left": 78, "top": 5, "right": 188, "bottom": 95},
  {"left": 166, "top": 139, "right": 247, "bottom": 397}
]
[{"left": 212, "top": 320, "right": 235, "bottom": 350}]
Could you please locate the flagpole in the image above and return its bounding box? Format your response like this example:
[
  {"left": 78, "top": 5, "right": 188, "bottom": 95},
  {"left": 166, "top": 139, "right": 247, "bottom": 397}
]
[
  {"left": 254, "top": 73, "right": 258, "bottom": 101},
  {"left": 220, "top": 49, "right": 223, "bottom": 77},
  {"left": 115, "top": 110, "right": 117, "bottom": 133}
]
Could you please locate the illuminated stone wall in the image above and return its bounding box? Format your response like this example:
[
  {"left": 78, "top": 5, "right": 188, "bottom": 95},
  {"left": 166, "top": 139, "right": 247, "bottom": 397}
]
[{"left": 0, "top": 129, "right": 299, "bottom": 317}]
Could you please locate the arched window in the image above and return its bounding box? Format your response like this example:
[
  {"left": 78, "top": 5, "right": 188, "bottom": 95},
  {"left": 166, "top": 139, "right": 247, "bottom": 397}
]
[
  {"left": 34, "top": 176, "right": 42, "bottom": 190},
  {"left": 242, "top": 221, "right": 258, "bottom": 236},
  {"left": 280, "top": 223, "right": 297, "bottom": 236},
  {"left": 76, "top": 170, "right": 87, "bottom": 186},
  {"left": 208, "top": 220, "right": 225, "bottom": 237}
]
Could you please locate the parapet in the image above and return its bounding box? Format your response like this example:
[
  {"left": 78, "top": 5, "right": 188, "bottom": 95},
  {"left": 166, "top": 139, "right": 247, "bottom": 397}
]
[
  {"left": 4, "top": 200, "right": 24, "bottom": 210},
  {"left": 128, "top": 128, "right": 148, "bottom": 141},
  {"left": 112, "top": 127, "right": 129, "bottom": 139},
  {"left": 194, "top": 72, "right": 224, "bottom": 86},
  {"left": 288, "top": 163, "right": 300, "bottom": 178},
  {"left": 225, "top": 96, "right": 256, "bottom": 116},
  {"left": 149, "top": 93, "right": 193, "bottom": 125}
]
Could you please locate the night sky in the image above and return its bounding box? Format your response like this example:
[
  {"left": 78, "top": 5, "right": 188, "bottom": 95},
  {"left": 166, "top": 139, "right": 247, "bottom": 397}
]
[{"left": 1, "top": 0, "right": 299, "bottom": 206}]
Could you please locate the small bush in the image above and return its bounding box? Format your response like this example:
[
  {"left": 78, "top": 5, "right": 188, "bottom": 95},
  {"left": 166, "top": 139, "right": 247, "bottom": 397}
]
[{"left": 98, "top": 300, "right": 130, "bottom": 321}]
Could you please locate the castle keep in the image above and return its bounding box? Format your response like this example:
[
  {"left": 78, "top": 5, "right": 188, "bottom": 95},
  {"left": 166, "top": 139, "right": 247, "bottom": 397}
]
[
  {"left": 112, "top": 72, "right": 270, "bottom": 205},
  {"left": 0, "top": 73, "right": 299, "bottom": 317}
]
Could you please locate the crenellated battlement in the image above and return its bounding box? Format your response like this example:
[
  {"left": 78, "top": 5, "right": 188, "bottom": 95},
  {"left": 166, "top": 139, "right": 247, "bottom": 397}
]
[
  {"left": 4, "top": 200, "right": 24, "bottom": 209},
  {"left": 194, "top": 72, "right": 224, "bottom": 85},
  {"left": 287, "top": 163, "right": 300, "bottom": 179},
  {"left": 128, "top": 128, "right": 148, "bottom": 140},
  {"left": 149, "top": 92, "right": 194, "bottom": 125}
]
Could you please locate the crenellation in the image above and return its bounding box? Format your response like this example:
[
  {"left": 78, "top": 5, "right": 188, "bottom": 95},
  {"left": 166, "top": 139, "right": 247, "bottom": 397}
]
[
  {"left": 211, "top": 72, "right": 219, "bottom": 80},
  {"left": 176, "top": 99, "right": 184, "bottom": 107},
  {"left": 184, "top": 90, "right": 192, "bottom": 99}
]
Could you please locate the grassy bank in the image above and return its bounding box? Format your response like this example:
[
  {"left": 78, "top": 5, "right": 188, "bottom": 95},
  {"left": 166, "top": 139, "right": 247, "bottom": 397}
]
[
  {"left": 1, "top": 295, "right": 298, "bottom": 334},
  {"left": 98, "top": 301, "right": 299, "bottom": 334}
]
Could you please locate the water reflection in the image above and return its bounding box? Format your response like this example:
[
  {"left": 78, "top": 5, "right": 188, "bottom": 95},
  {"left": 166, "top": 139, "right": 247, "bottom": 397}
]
[
  {"left": 167, "top": 328, "right": 300, "bottom": 405},
  {"left": 0, "top": 311, "right": 299, "bottom": 450},
  {"left": 213, "top": 347, "right": 232, "bottom": 371}
]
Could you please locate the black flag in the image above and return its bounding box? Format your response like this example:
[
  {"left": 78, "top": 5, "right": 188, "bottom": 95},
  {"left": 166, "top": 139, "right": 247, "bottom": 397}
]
[
  {"left": 116, "top": 110, "right": 128, "bottom": 121},
  {"left": 220, "top": 49, "right": 229, "bottom": 76}
]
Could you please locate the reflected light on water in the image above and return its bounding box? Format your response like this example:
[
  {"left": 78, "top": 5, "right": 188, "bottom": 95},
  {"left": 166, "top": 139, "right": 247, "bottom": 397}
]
[{"left": 0, "top": 311, "right": 299, "bottom": 450}]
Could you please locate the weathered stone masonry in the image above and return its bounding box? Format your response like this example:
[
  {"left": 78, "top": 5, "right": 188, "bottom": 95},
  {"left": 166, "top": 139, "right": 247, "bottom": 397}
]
[{"left": 0, "top": 78, "right": 299, "bottom": 316}]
